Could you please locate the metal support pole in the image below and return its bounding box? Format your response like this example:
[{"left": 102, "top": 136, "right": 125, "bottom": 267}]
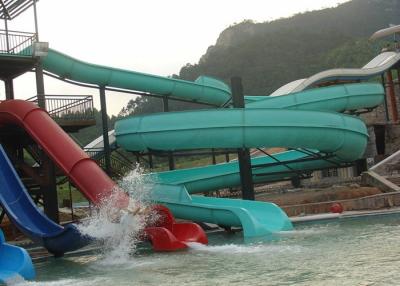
[
  {"left": 32, "top": 0, "right": 45, "bottom": 108},
  {"left": 397, "top": 68, "right": 400, "bottom": 89},
  {"left": 68, "top": 182, "right": 74, "bottom": 221},
  {"left": 354, "top": 158, "right": 368, "bottom": 176},
  {"left": 33, "top": 0, "right": 39, "bottom": 39},
  {"left": 163, "top": 96, "right": 175, "bottom": 170},
  {"left": 386, "top": 70, "right": 398, "bottom": 122},
  {"left": 162, "top": 95, "right": 169, "bottom": 111},
  {"left": 4, "top": 77, "right": 14, "bottom": 99},
  {"left": 211, "top": 148, "right": 217, "bottom": 165},
  {"left": 148, "top": 154, "right": 154, "bottom": 169},
  {"left": 99, "top": 87, "right": 111, "bottom": 175},
  {"left": 231, "top": 77, "right": 255, "bottom": 200},
  {"left": 381, "top": 74, "right": 390, "bottom": 122},
  {"left": 35, "top": 63, "right": 46, "bottom": 108},
  {"left": 225, "top": 153, "right": 230, "bottom": 163},
  {"left": 41, "top": 152, "right": 59, "bottom": 223}
]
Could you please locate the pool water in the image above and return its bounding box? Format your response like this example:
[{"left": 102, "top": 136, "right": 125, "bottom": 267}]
[{"left": 12, "top": 214, "right": 400, "bottom": 286}]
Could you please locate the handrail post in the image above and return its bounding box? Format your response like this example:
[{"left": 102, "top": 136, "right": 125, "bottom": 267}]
[
  {"left": 4, "top": 19, "right": 9, "bottom": 53},
  {"left": 231, "top": 77, "right": 255, "bottom": 200}
]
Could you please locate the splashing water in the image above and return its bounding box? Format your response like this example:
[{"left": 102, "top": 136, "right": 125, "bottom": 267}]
[
  {"left": 77, "top": 165, "right": 157, "bottom": 265},
  {"left": 118, "top": 164, "right": 154, "bottom": 204},
  {"left": 4, "top": 274, "right": 25, "bottom": 286}
]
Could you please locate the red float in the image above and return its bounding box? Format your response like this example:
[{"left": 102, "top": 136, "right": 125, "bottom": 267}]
[{"left": 330, "top": 203, "right": 344, "bottom": 213}]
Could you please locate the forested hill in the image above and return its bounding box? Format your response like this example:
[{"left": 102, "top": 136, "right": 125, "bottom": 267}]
[{"left": 178, "top": 0, "right": 399, "bottom": 96}]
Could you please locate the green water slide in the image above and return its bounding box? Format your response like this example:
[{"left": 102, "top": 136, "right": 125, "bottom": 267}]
[
  {"left": 116, "top": 83, "right": 383, "bottom": 193},
  {"left": 114, "top": 83, "right": 383, "bottom": 237},
  {"left": 42, "top": 49, "right": 230, "bottom": 106},
  {"left": 40, "top": 49, "right": 384, "bottom": 238}
]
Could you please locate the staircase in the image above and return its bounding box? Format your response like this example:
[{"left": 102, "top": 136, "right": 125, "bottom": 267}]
[
  {"left": 90, "top": 150, "right": 133, "bottom": 179},
  {"left": 386, "top": 175, "right": 400, "bottom": 186}
]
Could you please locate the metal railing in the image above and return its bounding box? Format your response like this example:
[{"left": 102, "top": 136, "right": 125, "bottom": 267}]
[
  {"left": 85, "top": 148, "right": 105, "bottom": 159},
  {"left": 27, "top": 95, "right": 95, "bottom": 122},
  {"left": 85, "top": 148, "right": 133, "bottom": 177},
  {"left": 0, "top": 29, "right": 36, "bottom": 56}
]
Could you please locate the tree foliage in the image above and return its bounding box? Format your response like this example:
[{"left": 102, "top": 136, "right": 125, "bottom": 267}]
[{"left": 179, "top": 0, "right": 399, "bottom": 95}]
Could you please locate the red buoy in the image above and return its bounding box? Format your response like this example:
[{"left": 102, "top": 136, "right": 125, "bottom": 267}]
[{"left": 330, "top": 203, "right": 344, "bottom": 213}]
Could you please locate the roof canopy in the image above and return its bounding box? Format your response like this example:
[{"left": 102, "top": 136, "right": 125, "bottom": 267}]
[{"left": 0, "top": 0, "right": 37, "bottom": 20}]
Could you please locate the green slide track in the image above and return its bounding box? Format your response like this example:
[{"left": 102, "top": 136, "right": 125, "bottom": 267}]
[
  {"left": 41, "top": 49, "right": 231, "bottom": 106},
  {"left": 40, "top": 49, "right": 384, "bottom": 238},
  {"left": 116, "top": 83, "right": 383, "bottom": 193},
  {"left": 115, "top": 83, "right": 383, "bottom": 237}
]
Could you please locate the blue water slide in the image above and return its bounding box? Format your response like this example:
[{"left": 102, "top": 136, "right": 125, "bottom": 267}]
[
  {"left": 0, "top": 228, "right": 35, "bottom": 283},
  {"left": 0, "top": 145, "right": 91, "bottom": 256}
]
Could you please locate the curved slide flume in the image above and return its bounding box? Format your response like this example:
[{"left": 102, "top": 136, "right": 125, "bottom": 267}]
[
  {"left": 0, "top": 228, "right": 35, "bottom": 283},
  {"left": 117, "top": 83, "right": 384, "bottom": 194},
  {"left": 270, "top": 51, "right": 400, "bottom": 96},
  {"left": 42, "top": 49, "right": 231, "bottom": 106},
  {"left": 115, "top": 83, "right": 384, "bottom": 237},
  {"left": 0, "top": 145, "right": 91, "bottom": 255}
]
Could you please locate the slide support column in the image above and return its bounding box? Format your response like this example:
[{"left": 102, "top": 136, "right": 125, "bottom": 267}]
[
  {"left": 35, "top": 62, "right": 46, "bottom": 109},
  {"left": 41, "top": 151, "right": 59, "bottom": 223},
  {"left": 381, "top": 74, "right": 390, "bottom": 122},
  {"left": 231, "top": 77, "right": 255, "bottom": 200},
  {"left": 386, "top": 70, "right": 398, "bottom": 122},
  {"left": 100, "top": 86, "right": 111, "bottom": 175},
  {"left": 163, "top": 96, "right": 175, "bottom": 170},
  {"left": 4, "top": 77, "right": 14, "bottom": 100},
  {"left": 397, "top": 68, "right": 400, "bottom": 92}
]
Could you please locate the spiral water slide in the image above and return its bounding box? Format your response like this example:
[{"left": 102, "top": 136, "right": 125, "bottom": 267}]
[{"left": 40, "top": 49, "right": 384, "bottom": 237}]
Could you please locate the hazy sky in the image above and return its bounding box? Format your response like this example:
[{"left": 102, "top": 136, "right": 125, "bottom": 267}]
[{"left": 2, "top": 0, "right": 350, "bottom": 115}]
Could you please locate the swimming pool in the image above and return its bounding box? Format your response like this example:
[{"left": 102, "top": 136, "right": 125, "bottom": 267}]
[{"left": 11, "top": 213, "right": 400, "bottom": 286}]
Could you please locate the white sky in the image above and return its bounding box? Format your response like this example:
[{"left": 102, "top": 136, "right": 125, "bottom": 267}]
[{"left": 1, "top": 0, "right": 350, "bottom": 115}]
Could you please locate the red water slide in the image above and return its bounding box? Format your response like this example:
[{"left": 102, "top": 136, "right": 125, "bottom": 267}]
[
  {"left": 0, "top": 100, "right": 125, "bottom": 206},
  {"left": 0, "top": 100, "right": 207, "bottom": 251}
]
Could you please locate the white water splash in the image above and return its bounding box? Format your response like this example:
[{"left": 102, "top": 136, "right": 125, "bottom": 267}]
[
  {"left": 77, "top": 166, "right": 157, "bottom": 265},
  {"left": 118, "top": 164, "right": 154, "bottom": 204}
]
